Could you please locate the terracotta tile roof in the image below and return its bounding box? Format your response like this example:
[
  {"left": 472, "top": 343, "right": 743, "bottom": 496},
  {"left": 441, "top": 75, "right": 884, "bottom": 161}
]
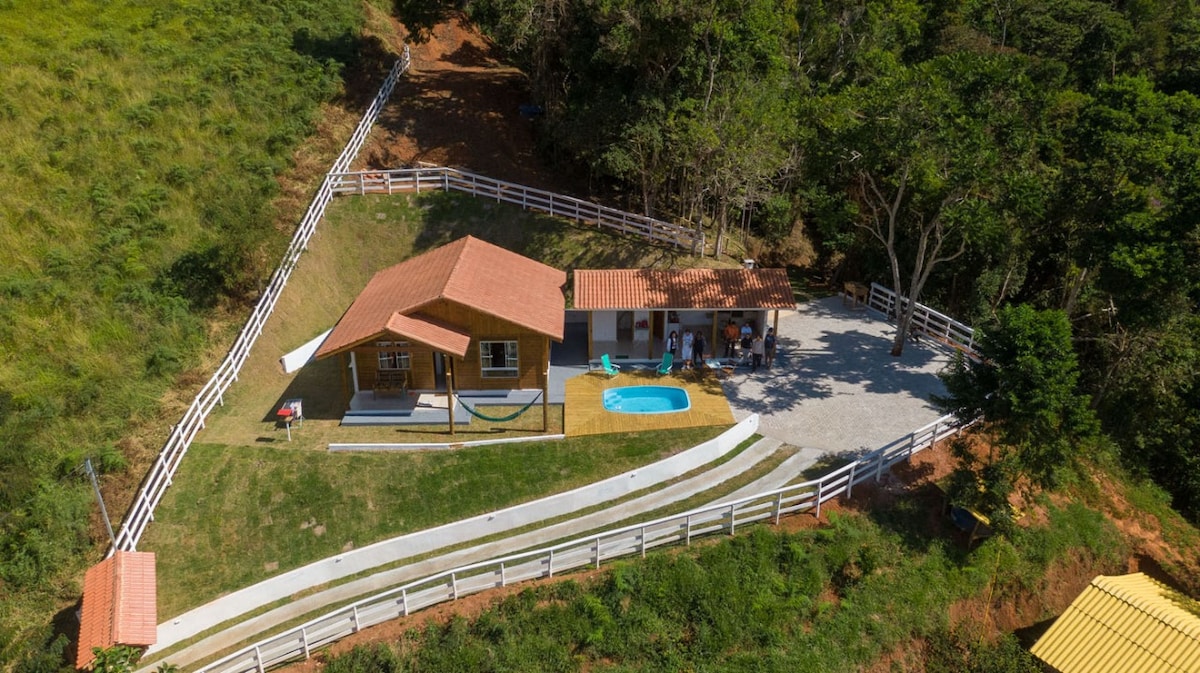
[
  {"left": 77, "top": 551, "right": 157, "bottom": 669},
  {"left": 1031, "top": 572, "right": 1200, "bottom": 673},
  {"left": 316, "top": 236, "right": 566, "bottom": 358},
  {"left": 573, "top": 268, "right": 795, "bottom": 310},
  {"left": 384, "top": 312, "right": 472, "bottom": 358}
]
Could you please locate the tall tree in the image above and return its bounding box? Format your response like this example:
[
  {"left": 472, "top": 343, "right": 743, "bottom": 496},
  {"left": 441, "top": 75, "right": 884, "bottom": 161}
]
[
  {"left": 813, "top": 54, "right": 1042, "bottom": 355},
  {"left": 936, "top": 305, "right": 1098, "bottom": 519}
]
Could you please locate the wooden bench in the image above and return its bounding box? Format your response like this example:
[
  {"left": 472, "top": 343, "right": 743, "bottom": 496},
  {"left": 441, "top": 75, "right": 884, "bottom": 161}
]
[
  {"left": 843, "top": 281, "right": 870, "bottom": 309},
  {"left": 373, "top": 369, "right": 409, "bottom": 397}
]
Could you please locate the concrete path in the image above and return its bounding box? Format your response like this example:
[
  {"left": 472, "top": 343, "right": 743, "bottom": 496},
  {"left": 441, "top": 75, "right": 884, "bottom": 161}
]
[
  {"left": 719, "top": 446, "right": 829, "bottom": 502},
  {"left": 142, "top": 437, "right": 787, "bottom": 671},
  {"left": 723, "top": 296, "right": 952, "bottom": 452}
]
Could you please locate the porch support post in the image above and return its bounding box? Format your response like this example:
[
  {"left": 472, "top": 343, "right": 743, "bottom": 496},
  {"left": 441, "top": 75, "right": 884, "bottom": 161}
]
[
  {"left": 711, "top": 311, "right": 719, "bottom": 359},
  {"left": 340, "top": 353, "right": 350, "bottom": 410},
  {"left": 446, "top": 354, "right": 455, "bottom": 436},
  {"left": 587, "top": 311, "right": 594, "bottom": 360},
  {"left": 542, "top": 336, "right": 550, "bottom": 432},
  {"left": 349, "top": 351, "right": 360, "bottom": 395}
]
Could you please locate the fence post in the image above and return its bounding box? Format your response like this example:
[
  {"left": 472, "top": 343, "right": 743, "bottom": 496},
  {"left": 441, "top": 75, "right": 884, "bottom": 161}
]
[
  {"left": 729, "top": 503, "right": 737, "bottom": 535},
  {"left": 300, "top": 627, "right": 310, "bottom": 659},
  {"left": 401, "top": 588, "right": 409, "bottom": 617},
  {"left": 352, "top": 605, "right": 361, "bottom": 632},
  {"left": 451, "top": 572, "right": 458, "bottom": 599},
  {"left": 815, "top": 481, "right": 823, "bottom": 519},
  {"left": 640, "top": 526, "right": 646, "bottom": 558},
  {"left": 774, "top": 492, "right": 783, "bottom": 524},
  {"left": 594, "top": 537, "right": 601, "bottom": 569},
  {"left": 548, "top": 549, "right": 554, "bottom": 577},
  {"left": 875, "top": 450, "right": 884, "bottom": 482},
  {"left": 685, "top": 514, "right": 692, "bottom": 546},
  {"left": 254, "top": 646, "right": 264, "bottom": 673},
  {"left": 845, "top": 463, "right": 856, "bottom": 498},
  {"left": 908, "top": 433, "right": 916, "bottom": 458}
]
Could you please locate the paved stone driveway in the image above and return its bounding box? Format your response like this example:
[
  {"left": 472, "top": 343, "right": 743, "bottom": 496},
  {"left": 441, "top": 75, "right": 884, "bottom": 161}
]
[{"left": 721, "top": 296, "right": 954, "bottom": 454}]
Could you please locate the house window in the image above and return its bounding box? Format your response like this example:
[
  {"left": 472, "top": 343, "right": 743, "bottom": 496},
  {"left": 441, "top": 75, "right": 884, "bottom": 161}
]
[
  {"left": 376, "top": 341, "right": 410, "bottom": 370},
  {"left": 480, "top": 340, "right": 518, "bottom": 378}
]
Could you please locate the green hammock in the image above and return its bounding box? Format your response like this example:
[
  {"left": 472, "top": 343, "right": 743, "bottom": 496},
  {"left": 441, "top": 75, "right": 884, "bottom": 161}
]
[{"left": 453, "top": 391, "right": 543, "bottom": 423}]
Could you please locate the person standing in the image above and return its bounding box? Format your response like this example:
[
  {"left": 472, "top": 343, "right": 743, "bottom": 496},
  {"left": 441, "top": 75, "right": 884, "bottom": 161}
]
[
  {"left": 693, "top": 330, "right": 707, "bottom": 369},
  {"left": 681, "top": 329, "right": 694, "bottom": 369},
  {"left": 666, "top": 330, "right": 678, "bottom": 361},
  {"left": 723, "top": 320, "right": 739, "bottom": 359},
  {"left": 764, "top": 327, "right": 777, "bottom": 369},
  {"left": 751, "top": 333, "right": 765, "bottom": 373}
]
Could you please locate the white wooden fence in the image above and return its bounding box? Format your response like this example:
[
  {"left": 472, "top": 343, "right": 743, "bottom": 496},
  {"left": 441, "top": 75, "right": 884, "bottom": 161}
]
[
  {"left": 194, "top": 413, "right": 970, "bottom": 673},
  {"left": 866, "top": 282, "right": 979, "bottom": 358},
  {"left": 328, "top": 167, "right": 705, "bottom": 253},
  {"left": 108, "top": 49, "right": 411, "bottom": 556}
]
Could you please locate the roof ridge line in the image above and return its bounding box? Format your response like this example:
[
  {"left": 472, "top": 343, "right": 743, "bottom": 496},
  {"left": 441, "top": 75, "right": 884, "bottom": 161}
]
[{"left": 1094, "top": 574, "right": 1200, "bottom": 639}]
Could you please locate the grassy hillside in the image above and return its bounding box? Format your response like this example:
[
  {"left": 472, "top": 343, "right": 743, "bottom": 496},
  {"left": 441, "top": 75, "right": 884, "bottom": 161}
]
[
  {"left": 0, "top": 0, "right": 397, "bottom": 665},
  {"left": 309, "top": 454, "right": 1200, "bottom": 673}
]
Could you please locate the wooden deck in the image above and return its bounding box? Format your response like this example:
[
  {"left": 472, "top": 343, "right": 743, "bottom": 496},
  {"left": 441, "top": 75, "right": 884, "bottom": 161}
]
[{"left": 564, "top": 368, "right": 734, "bottom": 436}]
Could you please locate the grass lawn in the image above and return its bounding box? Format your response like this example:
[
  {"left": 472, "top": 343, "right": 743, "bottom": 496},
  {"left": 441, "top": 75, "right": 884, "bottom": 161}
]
[
  {"left": 143, "top": 426, "right": 723, "bottom": 619},
  {"left": 144, "top": 190, "right": 748, "bottom": 618}
]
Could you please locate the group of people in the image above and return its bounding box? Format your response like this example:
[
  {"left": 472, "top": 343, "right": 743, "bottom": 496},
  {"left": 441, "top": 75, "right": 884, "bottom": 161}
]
[
  {"left": 664, "top": 328, "right": 707, "bottom": 371},
  {"left": 665, "top": 321, "right": 777, "bottom": 374},
  {"left": 722, "top": 320, "right": 776, "bottom": 373}
]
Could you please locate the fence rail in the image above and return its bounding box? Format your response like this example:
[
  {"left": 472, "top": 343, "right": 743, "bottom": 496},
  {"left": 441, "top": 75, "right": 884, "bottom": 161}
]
[
  {"left": 195, "top": 412, "right": 970, "bottom": 673},
  {"left": 328, "top": 167, "right": 705, "bottom": 253},
  {"left": 109, "top": 49, "right": 411, "bottom": 556},
  {"left": 866, "top": 282, "right": 979, "bottom": 358}
]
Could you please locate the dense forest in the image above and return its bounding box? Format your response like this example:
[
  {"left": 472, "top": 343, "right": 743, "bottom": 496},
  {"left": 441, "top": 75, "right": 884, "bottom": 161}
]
[
  {"left": 430, "top": 0, "right": 1200, "bottom": 520},
  {"left": 1, "top": 0, "right": 1198, "bottom": 669}
]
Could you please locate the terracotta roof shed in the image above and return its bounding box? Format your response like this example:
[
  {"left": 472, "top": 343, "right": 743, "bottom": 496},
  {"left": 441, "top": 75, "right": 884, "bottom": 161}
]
[
  {"left": 76, "top": 551, "right": 157, "bottom": 669},
  {"left": 573, "top": 268, "right": 795, "bottom": 310},
  {"left": 316, "top": 236, "right": 567, "bottom": 359},
  {"left": 1031, "top": 572, "right": 1200, "bottom": 673}
]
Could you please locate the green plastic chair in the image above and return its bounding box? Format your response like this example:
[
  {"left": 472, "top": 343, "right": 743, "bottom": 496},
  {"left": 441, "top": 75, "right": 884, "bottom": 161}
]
[
  {"left": 656, "top": 352, "right": 674, "bottom": 376},
  {"left": 600, "top": 353, "right": 621, "bottom": 377}
]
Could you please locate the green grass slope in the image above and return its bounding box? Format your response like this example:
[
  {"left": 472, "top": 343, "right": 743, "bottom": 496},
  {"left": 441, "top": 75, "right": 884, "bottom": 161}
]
[{"left": 0, "top": 0, "right": 391, "bottom": 665}]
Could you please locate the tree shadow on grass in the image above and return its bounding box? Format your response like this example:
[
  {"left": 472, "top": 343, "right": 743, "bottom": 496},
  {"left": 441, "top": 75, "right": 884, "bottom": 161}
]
[
  {"left": 408, "top": 192, "right": 690, "bottom": 271},
  {"left": 291, "top": 30, "right": 397, "bottom": 111}
]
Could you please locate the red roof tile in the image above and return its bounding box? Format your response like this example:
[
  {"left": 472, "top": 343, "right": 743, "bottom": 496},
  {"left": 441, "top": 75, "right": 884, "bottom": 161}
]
[
  {"left": 77, "top": 551, "right": 157, "bottom": 669},
  {"left": 316, "top": 236, "right": 566, "bottom": 358},
  {"left": 573, "top": 268, "right": 795, "bottom": 310},
  {"left": 384, "top": 312, "right": 472, "bottom": 358}
]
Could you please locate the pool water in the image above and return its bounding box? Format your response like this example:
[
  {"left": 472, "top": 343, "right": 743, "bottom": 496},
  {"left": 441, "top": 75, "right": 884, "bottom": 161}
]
[{"left": 602, "top": 386, "right": 691, "bottom": 414}]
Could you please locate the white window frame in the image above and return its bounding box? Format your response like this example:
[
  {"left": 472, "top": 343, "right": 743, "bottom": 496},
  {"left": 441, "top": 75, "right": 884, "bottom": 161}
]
[
  {"left": 480, "top": 340, "right": 518, "bottom": 378},
  {"left": 375, "top": 341, "right": 411, "bottom": 371}
]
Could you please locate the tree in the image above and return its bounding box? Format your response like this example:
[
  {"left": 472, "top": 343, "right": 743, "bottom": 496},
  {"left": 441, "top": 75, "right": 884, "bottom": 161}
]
[
  {"left": 935, "top": 305, "right": 1097, "bottom": 518},
  {"left": 813, "top": 55, "right": 1044, "bottom": 355}
]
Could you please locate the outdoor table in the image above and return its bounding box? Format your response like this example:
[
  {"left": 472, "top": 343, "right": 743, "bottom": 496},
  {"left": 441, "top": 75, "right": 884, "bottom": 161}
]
[{"left": 276, "top": 398, "right": 303, "bottom": 441}]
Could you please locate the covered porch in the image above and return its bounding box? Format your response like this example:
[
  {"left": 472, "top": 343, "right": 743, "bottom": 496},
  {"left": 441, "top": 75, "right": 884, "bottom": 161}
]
[
  {"left": 339, "top": 388, "right": 545, "bottom": 426},
  {"left": 573, "top": 268, "right": 796, "bottom": 365}
]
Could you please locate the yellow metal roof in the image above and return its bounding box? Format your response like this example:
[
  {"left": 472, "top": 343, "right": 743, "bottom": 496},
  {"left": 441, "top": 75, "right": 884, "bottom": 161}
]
[{"left": 1031, "top": 573, "right": 1200, "bottom": 673}]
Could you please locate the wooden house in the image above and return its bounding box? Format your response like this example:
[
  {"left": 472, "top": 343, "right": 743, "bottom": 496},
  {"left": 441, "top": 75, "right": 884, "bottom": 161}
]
[{"left": 314, "top": 236, "right": 566, "bottom": 405}]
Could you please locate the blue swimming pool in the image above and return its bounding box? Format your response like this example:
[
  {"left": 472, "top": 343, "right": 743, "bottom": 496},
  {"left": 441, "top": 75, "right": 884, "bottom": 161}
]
[{"left": 602, "top": 386, "right": 691, "bottom": 414}]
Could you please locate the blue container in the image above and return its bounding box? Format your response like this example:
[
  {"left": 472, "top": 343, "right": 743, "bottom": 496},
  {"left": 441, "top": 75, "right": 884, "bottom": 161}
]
[{"left": 602, "top": 386, "right": 691, "bottom": 414}]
